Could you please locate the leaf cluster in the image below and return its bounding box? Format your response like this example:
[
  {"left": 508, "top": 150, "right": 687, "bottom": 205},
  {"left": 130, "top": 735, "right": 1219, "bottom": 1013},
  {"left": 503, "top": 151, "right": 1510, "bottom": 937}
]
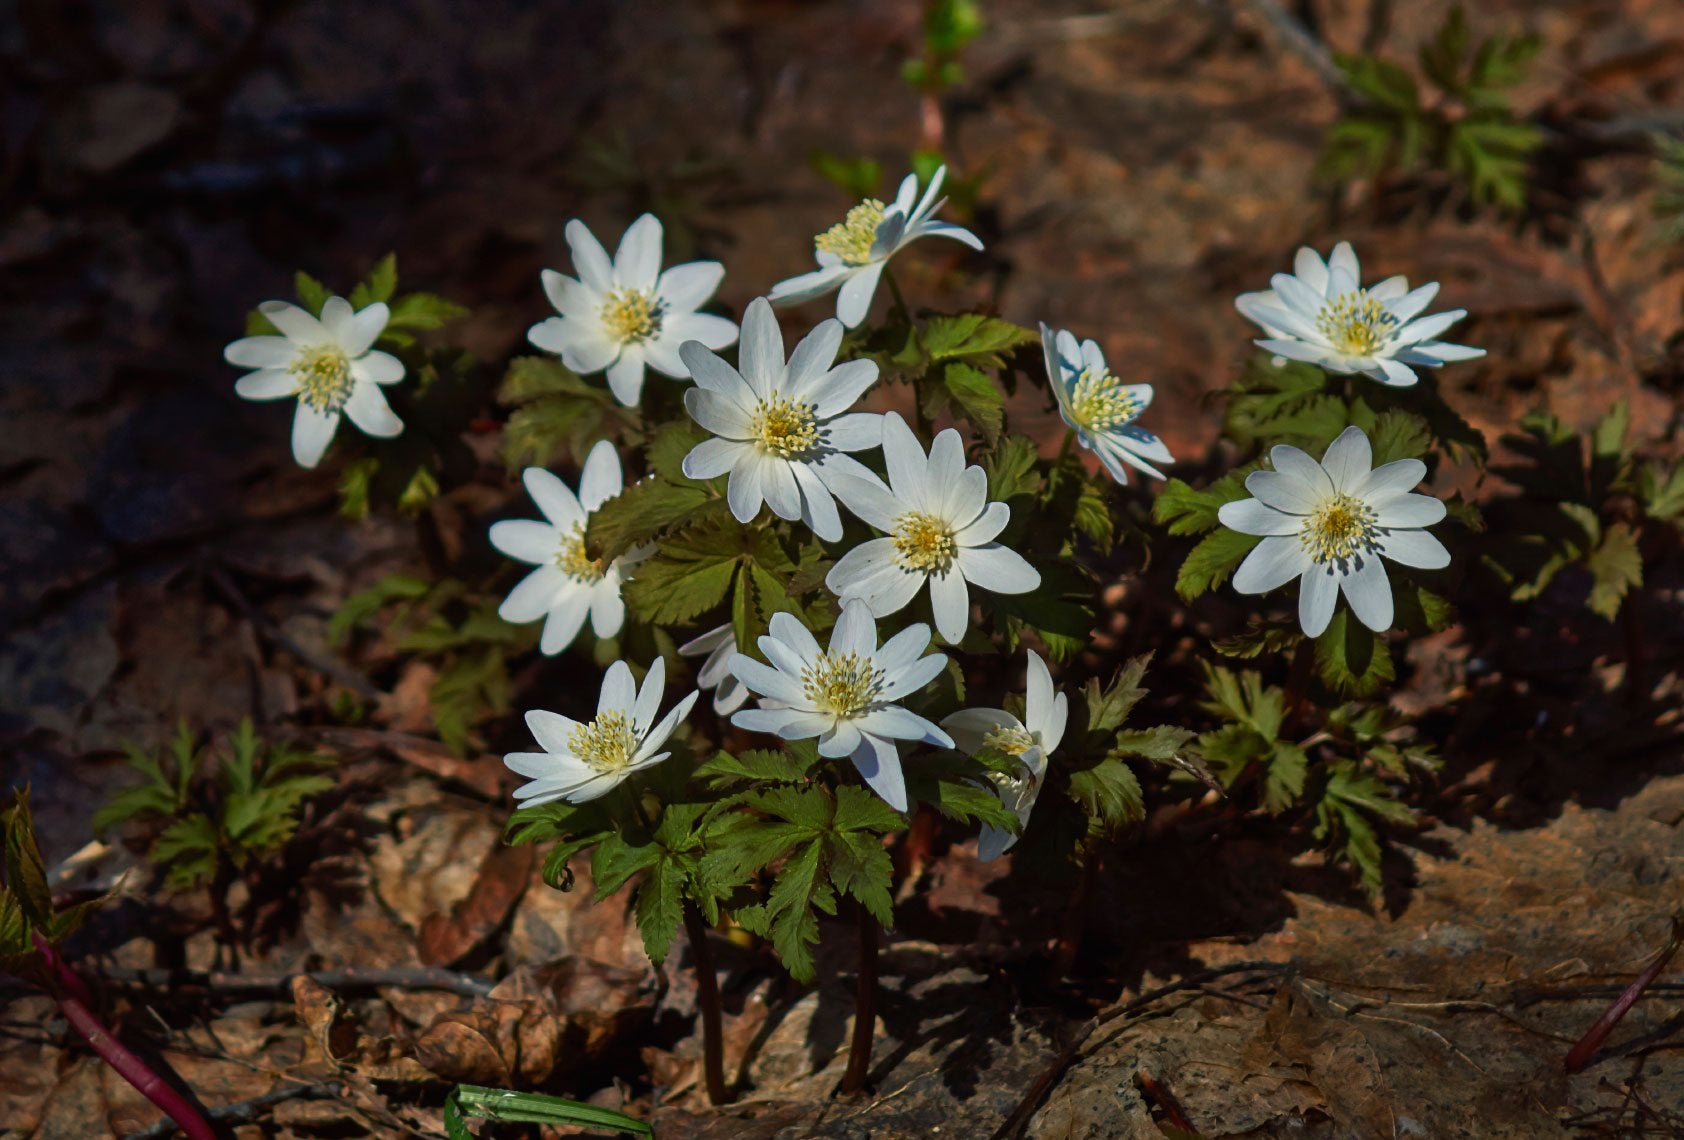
[
  {"left": 1322, "top": 5, "right": 1544, "bottom": 212},
  {"left": 93, "top": 721, "right": 334, "bottom": 892},
  {"left": 2, "top": 790, "right": 106, "bottom": 986}
]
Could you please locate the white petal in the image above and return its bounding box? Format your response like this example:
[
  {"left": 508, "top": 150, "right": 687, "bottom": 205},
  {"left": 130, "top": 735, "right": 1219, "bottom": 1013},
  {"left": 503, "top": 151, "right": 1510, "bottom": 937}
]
[
  {"left": 1375, "top": 357, "right": 1419, "bottom": 387},
  {"left": 1292, "top": 246, "right": 1330, "bottom": 293},
  {"left": 353, "top": 351, "right": 404, "bottom": 385},
  {"left": 524, "top": 467, "right": 585, "bottom": 529},
  {"left": 1299, "top": 563, "right": 1339, "bottom": 638},
  {"left": 260, "top": 300, "right": 324, "bottom": 342},
  {"left": 784, "top": 319, "right": 843, "bottom": 393},
  {"left": 956, "top": 501, "right": 1009, "bottom": 545},
  {"left": 682, "top": 436, "right": 745, "bottom": 481},
  {"left": 685, "top": 389, "right": 752, "bottom": 437},
  {"left": 613, "top": 214, "right": 663, "bottom": 291},
  {"left": 733, "top": 657, "right": 806, "bottom": 704},
  {"left": 1232, "top": 535, "right": 1309, "bottom": 594},
  {"left": 578, "top": 439, "right": 623, "bottom": 513},
  {"left": 291, "top": 405, "right": 339, "bottom": 468},
  {"left": 605, "top": 348, "right": 646, "bottom": 406},
  {"left": 737, "top": 297, "right": 785, "bottom": 397},
  {"left": 851, "top": 733, "right": 907, "bottom": 812},
  {"left": 928, "top": 569, "right": 970, "bottom": 643},
  {"left": 792, "top": 463, "right": 843, "bottom": 542},
  {"left": 1328, "top": 241, "right": 1359, "bottom": 284},
  {"left": 1388, "top": 282, "right": 1440, "bottom": 324},
  {"left": 818, "top": 719, "right": 863, "bottom": 759},
  {"left": 829, "top": 472, "right": 904, "bottom": 531},
  {"left": 234, "top": 369, "right": 297, "bottom": 400},
  {"left": 225, "top": 336, "right": 295, "bottom": 369},
  {"left": 679, "top": 341, "right": 758, "bottom": 409},
  {"left": 599, "top": 660, "right": 637, "bottom": 715},
  {"left": 565, "top": 219, "right": 615, "bottom": 292},
  {"left": 539, "top": 590, "right": 591, "bottom": 655},
  {"left": 1379, "top": 529, "right": 1451, "bottom": 570},
  {"left": 500, "top": 565, "right": 565, "bottom": 621},
  {"left": 810, "top": 359, "right": 880, "bottom": 418},
  {"left": 343, "top": 303, "right": 389, "bottom": 356},
  {"left": 1340, "top": 555, "right": 1394, "bottom": 632},
  {"left": 1270, "top": 443, "right": 1334, "bottom": 496},
  {"left": 541, "top": 269, "right": 595, "bottom": 317},
  {"left": 1392, "top": 309, "right": 1465, "bottom": 347},
  {"left": 940, "top": 708, "right": 1018, "bottom": 755},
  {"left": 342, "top": 382, "right": 403, "bottom": 438},
  {"left": 589, "top": 586, "right": 626, "bottom": 638},
  {"left": 1357, "top": 459, "right": 1426, "bottom": 499},
  {"left": 1320, "top": 426, "right": 1372, "bottom": 492},
  {"left": 880, "top": 413, "right": 929, "bottom": 507},
  {"left": 766, "top": 612, "right": 823, "bottom": 665},
  {"left": 768, "top": 264, "right": 854, "bottom": 305},
  {"left": 760, "top": 458, "right": 802, "bottom": 521},
  {"left": 490, "top": 519, "right": 559, "bottom": 564},
  {"left": 1371, "top": 493, "right": 1446, "bottom": 528},
  {"left": 663, "top": 312, "right": 740, "bottom": 353},
  {"left": 726, "top": 455, "right": 766, "bottom": 523},
  {"left": 831, "top": 599, "right": 878, "bottom": 657},
  {"left": 1244, "top": 470, "right": 1322, "bottom": 514},
  {"left": 526, "top": 709, "right": 582, "bottom": 756},
  {"left": 821, "top": 412, "right": 884, "bottom": 452},
  {"left": 836, "top": 262, "right": 886, "bottom": 329},
  {"left": 656, "top": 261, "right": 725, "bottom": 312},
  {"left": 956, "top": 545, "right": 1038, "bottom": 595},
  {"left": 1219, "top": 497, "right": 1302, "bottom": 537}
]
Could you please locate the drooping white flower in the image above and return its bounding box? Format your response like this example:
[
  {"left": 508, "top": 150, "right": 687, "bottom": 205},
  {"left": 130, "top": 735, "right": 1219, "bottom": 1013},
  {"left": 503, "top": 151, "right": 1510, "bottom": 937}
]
[
  {"left": 1219, "top": 426, "right": 1451, "bottom": 637},
  {"left": 729, "top": 601, "right": 951, "bottom": 811},
  {"left": 225, "top": 296, "right": 406, "bottom": 469},
  {"left": 677, "top": 624, "right": 749, "bottom": 715},
  {"left": 827, "top": 414, "right": 1040, "bottom": 644},
  {"left": 1234, "top": 241, "right": 1484, "bottom": 387},
  {"left": 490, "top": 439, "right": 652, "bottom": 655},
  {"left": 768, "top": 165, "right": 983, "bottom": 328},
  {"left": 1040, "top": 323, "right": 1174, "bottom": 485},
  {"left": 679, "top": 297, "right": 884, "bottom": 542},
  {"left": 941, "top": 650, "right": 1069, "bottom": 862},
  {"left": 505, "top": 657, "right": 698, "bottom": 807},
  {"left": 529, "top": 214, "right": 738, "bottom": 406}
]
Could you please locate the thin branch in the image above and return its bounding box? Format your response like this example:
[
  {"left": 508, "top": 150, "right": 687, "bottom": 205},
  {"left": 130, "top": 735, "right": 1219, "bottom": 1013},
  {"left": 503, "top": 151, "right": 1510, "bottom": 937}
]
[
  {"left": 121, "top": 1081, "right": 343, "bottom": 1140},
  {"left": 1243, "top": 0, "right": 1351, "bottom": 95},
  {"left": 99, "top": 965, "right": 495, "bottom": 999}
]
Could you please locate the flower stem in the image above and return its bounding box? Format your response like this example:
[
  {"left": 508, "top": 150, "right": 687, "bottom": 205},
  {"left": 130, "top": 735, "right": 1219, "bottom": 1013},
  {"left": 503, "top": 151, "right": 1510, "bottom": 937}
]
[
  {"left": 883, "top": 266, "right": 914, "bottom": 329},
  {"left": 841, "top": 903, "right": 880, "bottom": 1094},
  {"left": 1564, "top": 914, "right": 1684, "bottom": 1073},
  {"left": 1051, "top": 844, "right": 1098, "bottom": 979},
  {"left": 1282, "top": 637, "right": 1316, "bottom": 736},
  {"left": 681, "top": 903, "right": 729, "bottom": 1105},
  {"left": 31, "top": 933, "right": 217, "bottom": 1140}
]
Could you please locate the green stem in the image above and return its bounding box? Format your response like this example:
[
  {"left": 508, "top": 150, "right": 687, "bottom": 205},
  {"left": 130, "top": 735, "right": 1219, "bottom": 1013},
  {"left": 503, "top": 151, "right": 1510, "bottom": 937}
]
[{"left": 883, "top": 266, "right": 914, "bottom": 329}]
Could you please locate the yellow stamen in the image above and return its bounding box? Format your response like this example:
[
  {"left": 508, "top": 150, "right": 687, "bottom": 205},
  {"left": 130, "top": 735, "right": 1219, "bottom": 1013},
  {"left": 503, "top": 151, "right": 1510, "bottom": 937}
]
[
  {"left": 753, "top": 397, "right": 821, "bottom": 458},
  {"left": 568, "top": 710, "right": 638, "bottom": 772},
  {"left": 555, "top": 524, "right": 606, "bottom": 581},
  {"left": 1066, "top": 366, "right": 1143, "bottom": 432},
  {"left": 1315, "top": 291, "right": 1399, "bottom": 357},
  {"left": 600, "top": 288, "right": 662, "bottom": 344},
  {"left": 815, "top": 200, "right": 886, "bottom": 266},
  {"left": 981, "top": 724, "right": 1036, "bottom": 757},
  {"left": 1300, "top": 492, "right": 1379, "bottom": 564},
  {"left": 892, "top": 511, "right": 957, "bottom": 573},
  {"left": 800, "top": 651, "right": 883, "bottom": 718},
  {"left": 289, "top": 344, "right": 353, "bottom": 411}
]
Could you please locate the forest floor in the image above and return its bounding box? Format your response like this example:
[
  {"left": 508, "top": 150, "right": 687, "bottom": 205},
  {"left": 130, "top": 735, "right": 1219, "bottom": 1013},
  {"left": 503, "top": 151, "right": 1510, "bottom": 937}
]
[{"left": 6, "top": 0, "right": 1684, "bottom": 1136}]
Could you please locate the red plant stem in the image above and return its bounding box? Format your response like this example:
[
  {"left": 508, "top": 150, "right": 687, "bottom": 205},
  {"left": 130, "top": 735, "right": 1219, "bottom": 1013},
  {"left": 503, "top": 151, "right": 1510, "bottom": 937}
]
[
  {"left": 31, "top": 934, "right": 217, "bottom": 1140},
  {"left": 1564, "top": 917, "right": 1684, "bottom": 1073},
  {"left": 681, "top": 904, "right": 729, "bottom": 1106},
  {"left": 1051, "top": 846, "right": 1098, "bottom": 979},
  {"left": 1282, "top": 639, "right": 1315, "bottom": 736},
  {"left": 841, "top": 904, "right": 880, "bottom": 1095}
]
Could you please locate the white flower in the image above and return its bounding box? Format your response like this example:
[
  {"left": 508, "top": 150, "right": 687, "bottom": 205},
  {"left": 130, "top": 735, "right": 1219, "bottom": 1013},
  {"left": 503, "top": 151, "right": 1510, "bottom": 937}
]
[
  {"left": 1218, "top": 426, "right": 1451, "bottom": 637},
  {"left": 1040, "top": 323, "right": 1174, "bottom": 485},
  {"left": 529, "top": 214, "right": 738, "bottom": 406},
  {"left": 679, "top": 297, "right": 884, "bottom": 542},
  {"left": 768, "top": 165, "right": 983, "bottom": 328},
  {"left": 490, "top": 439, "right": 653, "bottom": 655},
  {"left": 826, "top": 414, "right": 1040, "bottom": 644},
  {"left": 505, "top": 657, "right": 698, "bottom": 807},
  {"left": 677, "top": 624, "right": 749, "bottom": 715},
  {"left": 1234, "top": 241, "right": 1484, "bottom": 387},
  {"left": 941, "top": 650, "right": 1069, "bottom": 862},
  {"left": 729, "top": 600, "right": 951, "bottom": 811},
  {"left": 225, "top": 296, "right": 406, "bottom": 469}
]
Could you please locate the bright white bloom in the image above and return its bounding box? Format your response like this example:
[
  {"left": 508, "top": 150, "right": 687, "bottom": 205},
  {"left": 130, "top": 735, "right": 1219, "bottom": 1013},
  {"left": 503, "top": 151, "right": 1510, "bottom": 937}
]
[
  {"left": 679, "top": 298, "right": 884, "bottom": 542},
  {"left": 768, "top": 165, "right": 983, "bottom": 328},
  {"left": 1040, "top": 323, "right": 1174, "bottom": 485},
  {"left": 827, "top": 414, "right": 1040, "bottom": 644},
  {"left": 677, "top": 625, "right": 749, "bottom": 715},
  {"left": 1219, "top": 426, "right": 1451, "bottom": 638},
  {"left": 490, "top": 440, "right": 652, "bottom": 655},
  {"left": 729, "top": 601, "right": 951, "bottom": 812},
  {"left": 941, "top": 650, "right": 1069, "bottom": 862},
  {"left": 1234, "top": 241, "right": 1484, "bottom": 387},
  {"left": 225, "top": 296, "right": 405, "bottom": 469},
  {"left": 505, "top": 657, "right": 698, "bottom": 807},
  {"left": 529, "top": 214, "right": 738, "bottom": 406}
]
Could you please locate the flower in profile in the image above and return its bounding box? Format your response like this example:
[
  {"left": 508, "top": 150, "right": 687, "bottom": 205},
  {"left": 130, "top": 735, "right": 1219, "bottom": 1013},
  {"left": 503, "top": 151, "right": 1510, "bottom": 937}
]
[
  {"left": 529, "top": 214, "right": 738, "bottom": 406},
  {"left": 1040, "top": 323, "right": 1174, "bottom": 485},
  {"left": 679, "top": 297, "right": 884, "bottom": 541},
  {"left": 1219, "top": 426, "right": 1450, "bottom": 637},
  {"left": 225, "top": 296, "right": 405, "bottom": 468},
  {"left": 827, "top": 414, "right": 1039, "bottom": 644},
  {"left": 768, "top": 165, "right": 983, "bottom": 328},
  {"left": 1234, "top": 242, "right": 1484, "bottom": 387},
  {"left": 505, "top": 657, "right": 698, "bottom": 807},
  {"left": 941, "top": 650, "right": 1069, "bottom": 862},
  {"left": 490, "top": 439, "right": 652, "bottom": 655},
  {"left": 677, "top": 624, "right": 749, "bottom": 715},
  {"left": 729, "top": 600, "right": 951, "bottom": 811}
]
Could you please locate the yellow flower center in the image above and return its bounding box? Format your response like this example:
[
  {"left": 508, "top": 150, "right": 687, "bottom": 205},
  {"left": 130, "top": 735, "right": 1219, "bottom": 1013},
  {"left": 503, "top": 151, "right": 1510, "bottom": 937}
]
[
  {"left": 815, "top": 199, "right": 886, "bottom": 266},
  {"left": 753, "top": 397, "right": 821, "bottom": 458},
  {"left": 801, "top": 651, "right": 883, "bottom": 718},
  {"left": 891, "top": 511, "right": 957, "bottom": 573},
  {"left": 981, "top": 724, "right": 1036, "bottom": 757},
  {"left": 568, "top": 710, "right": 639, "bottom": 772},
  {"left": 1316, "top": 291, "right": 1400, "bottom": 357},
  {"left": 1067, "top": 366, "right": 1143, "bottom": 432},
  {"left": 1301, "top": 492, "right": 1380, "bottom": 565},
  {"left": 555, "top": 524, "right": 606, "bottom": 582},
  {"left": 600, "top": 288, "right": 662, "bottom": 344},
  {"left": 289, "top": 344, "right": 354, "bottom": 411}
]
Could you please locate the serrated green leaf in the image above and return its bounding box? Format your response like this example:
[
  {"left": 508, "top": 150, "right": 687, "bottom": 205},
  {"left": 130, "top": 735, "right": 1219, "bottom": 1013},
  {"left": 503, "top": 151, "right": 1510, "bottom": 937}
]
[
  {"left": 920, "top": 313, "right": 1036, "bottom": 366},
  {"left": 1586, "top": 521, "right": 1642, "bottom": 620},
  {"left": 587, "top": 476, "right": 714, "bottom": 563},
  {"left": 1368, "top": 409, "right": 1433, "bottom": 465},
  {"left": 386, "top": 291, "right": 468, "bottom": 332},
  {"left": 293, "top": 271, "right": 331, "bottom": 316},
  {"left": 1067, "top": 757, "right": 1144, "bottom": 832},
  {"left": 635, "top": 858, "right": 686, "bottom": 963},
  {"left": 1176, "top": 528, "right": 1261, "bottom": 601},
  {"left": 827, "top": 828, "right": 894, "bottom": 927},
  {"left": 986, "top": 436, "right": 1041, "bottom": 502},
  {"left": 922, "top": 361, "right": 1003, "bottom": 443},
  {"left": 1153, "top": 472, "right": 1252, "bottom": 536},
  {"left": 1313, "top": 609, "right": 1395, "bottom": 698}
]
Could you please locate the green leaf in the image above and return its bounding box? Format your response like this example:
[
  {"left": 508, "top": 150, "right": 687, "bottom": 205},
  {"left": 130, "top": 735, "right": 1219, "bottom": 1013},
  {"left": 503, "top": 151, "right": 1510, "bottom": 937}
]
[
  {"left": 329, "top": 573, "right": 430, "bottom": 645},
  {"left": 635, "top": 858, "right": 686, "bottom": 963},
  {"left": 921, "top": 361, "right": 1004, "bottom": 443},
  {"left": 749, "top": 839, "right": 832, "bottom": 983},
  {"left": 827, "top": 827, "right": 894, "bottom": 927},
  {"left": 920, "top": 314, "right": 1036, "bottom": 366},
  {"left": 1585, "top": 521, "right": 1642, "bottom": 620},
  {"left": 591, "top": 831, "right": 665, "bottom": 900},
  {"left": 1368, "top": 409, "right": 1433, "bottom": 465},
  {"left": 2, "top": 791, "right": 53, "bottom": 928},
  {"left": 1153, "top": 472, "right": 1251, "bottom": 536},
  {"left": 986, "top": 436, "right": 1041, "bottom": 502},
  {"left": 152, "top": 815, "right": 220, "bottom": 889},
  {"left": 1262, "top": 741, "right": 1309, "bottom": 814},
  {"left": 1067, "top": 757, "right": 1144, "bottom": 832},
  {"left": 1313, "top": 609, "right": 1395, "bottom": 698},
  {"left": 349, "top": 253, "right": 398, "bottom": 309},
  {"left": 1314, "top": 760, "right": 1417, "bottom": 900},
  {"left": 293, "top": 270, "right": 331, "bottom": 316},
  {"left": 337, "top": 457, "right": 380, "bottom": 521},
  {"left": 386, "top": 291, "right": 468, "bottom": 332},
  {"left": 498, "top": 356, "right": 638, "bottom": 471},
  {"left": 1175, "top": 528, "right": 1261, "bottom": 601},
  {"left": 586, "top": 476, "right": 715, "bottom": 564},
  {"left": 1081, "top": 655, "right": 1150, "bottom": 739},
  {"left": 448, "top": 1084, "right": 651, "bottom": 1135}
]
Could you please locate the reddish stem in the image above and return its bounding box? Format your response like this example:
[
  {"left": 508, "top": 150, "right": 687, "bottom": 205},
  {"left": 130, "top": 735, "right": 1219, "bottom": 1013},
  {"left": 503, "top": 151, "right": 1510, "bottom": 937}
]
[
  {"left": 31, "top": 933, "right": 217, "bottom": 1140},
  {"left": 1564, "top": 916, "right": 1684, "bottom": 1074},
  {"left": 681, "top": 904, "right": 729, "bottom": 1105},
  {"left": 1050, "top": 846, "right": 1098, "bottom": 979},
  {"left": 840, "top": 904, "right": 880, "bottom": 1095}
]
